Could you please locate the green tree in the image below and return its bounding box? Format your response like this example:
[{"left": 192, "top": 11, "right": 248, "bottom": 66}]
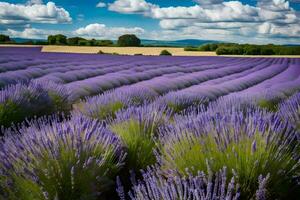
[
  {"left": 47, "top": 34, "right": 67, "bottom": 45},
  {"left": 56, "top": 34, "right": 67, "bottom": 45},
  {"left": 0, "top": 34, "right": 11, "bottom": 43},
  {"left": 47, "top": 35, "right": 56, "bottom": 45},
  {"left": 67, "top": 37, "right": 85, "bottom": 45},
  {"left": 117, "top": 34, "right": 141, "bottom": 47}
]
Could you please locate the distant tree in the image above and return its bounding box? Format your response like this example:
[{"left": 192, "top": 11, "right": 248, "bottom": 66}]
[
  {"left": 94, "top": 40, "right": 114, "bottom": 46},
  {"left": 56, "top": 34, "right": 67, "bottom": 45},
  {"left": 260, "top": 47, "right": 275, "bottom": 55},
  {"left": 47, "top": 35, "right": 56, "bottom": 45},
  {"left": 244, "top": 46, "right": 261, "bottom": 55},
  {"left": 117, "top": 34, "right": 141, "bottom": 47},
  {"left": 47, "top": 34, "right": 67, "bottom": 45},
  {"left": 67, "top": 37, "right": 85, "bottom": 45},
  {"left": 216, "top": 47, "right": 231, "bottom": 55},
  {"left": 0, "top": 34, "right": 11, "bottom": 43},
  {"left": 160, "top": 50, "right": 172, "bottom": 56},
  {"left": 78, "top": 39, "right": 89, "bottom": 46}
]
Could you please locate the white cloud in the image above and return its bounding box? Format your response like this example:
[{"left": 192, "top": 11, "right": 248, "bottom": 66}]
[
  {"left": 5, "top": 28, "right": 65, "bottom": 39},
  {"left": 108, "top": 0, "right": 157, "bottom": 14},
  {"left": 108, "top": 0, "right": 300, "bottom": 44},
  {"left": 96, "top": 2, "right": 106, "bottom": 8},
  {"left": 0, "top": 2, "right": 72, "bottom": 25},
  {"left": 74, "top": 23, "right": 145, "bottom": 39}
]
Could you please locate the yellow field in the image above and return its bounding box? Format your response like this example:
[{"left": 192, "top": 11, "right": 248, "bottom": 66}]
[
  {"left": 1, "top": 45, "right": 300, "bottom": 57},
  {"left": 42, "top": 45, "right": 217, "bottom": 56}
]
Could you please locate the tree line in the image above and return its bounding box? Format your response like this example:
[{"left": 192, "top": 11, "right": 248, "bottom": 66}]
[
  {"left": 185, "top": 43, "right": 300, "bottom": 55},
  {"left": 0, "top": 34, "right": 142, "bottom": 47}
]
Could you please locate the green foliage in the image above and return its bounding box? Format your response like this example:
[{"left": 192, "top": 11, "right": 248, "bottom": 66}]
[
  {"left": 186, "top": 42, "right": 300, "bottom": 55},
  {"left": 47, "top": 34, "right": 67, "bottom": 45},
  {"left": 160, "top": 130, "right": 300, "bottom": 199},
  {"left": 94, "top": 40, "right": 114, "bottom": 46},
  {"left": 117, "top": 34, "right": 141, "bottom": 47},
  {"left": 199, "top": 43, "right": 219, "bottom": 51},
  {"left": 216, "top": 46, "right": 244, "bottom": 55},
  {"left": 159, "top": 50, "right": 172, "bottom": 56},
  {"left": 1, "top": 128, "right": 121, "bottom": 200},
  {"left": 97, "top": 101, "right": 124, "bottom": 120},
  {"left": 258, "top": 99, "right": 281, "bottom": 112},
  {"left": 183, "top": 46, "right": 199, "bottom": 51},
  {"left": 67, "top": 37, "right": 86, "bottom": 45},
  {"left": 110, "top": 119, "right": 156, "bottom": 171},
  {"left": 0, "top": 34, "right": 11, "bottom": 43},
  {"left": 0, "top": 100, "right": 26, "bottom": 128}
]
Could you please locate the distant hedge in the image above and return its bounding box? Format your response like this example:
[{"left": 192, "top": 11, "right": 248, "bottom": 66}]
[{"left": 185, "top": 43, "right": 300, "bottom": 55}]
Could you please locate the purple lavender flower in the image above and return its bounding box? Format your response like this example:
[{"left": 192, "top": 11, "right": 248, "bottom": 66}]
[
  {"left": 125, "top": 166, "right": 240, "bottom": 200},
  {"left": 0, "top": 114, "right": 125, "bottom": 200}
]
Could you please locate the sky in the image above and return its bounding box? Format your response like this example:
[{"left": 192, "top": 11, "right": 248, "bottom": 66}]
[{"left": 0, "top": 0, "right": 300, "bottom": 44}]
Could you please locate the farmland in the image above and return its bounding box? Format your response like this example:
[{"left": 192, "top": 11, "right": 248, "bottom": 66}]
[{"left": 1, "top": 47, "right": 300, "bottom": 200}]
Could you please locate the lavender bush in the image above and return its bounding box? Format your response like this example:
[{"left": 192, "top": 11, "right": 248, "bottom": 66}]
[
  {"left": 0, "top": 115, "right": 125, "bottom": 200},
  {"left": 0, "top": 81, "right": 71, "bottom": 129},
  {"left": 279, "top": 92, "right": 300, "bottom": 131},
  {"left": 110, "top": 104, "right": 169, "bottom": 172},
  {"left": 157, "top": 109, "right": 300, "bottom": 199},
  {"left": 120, "top": 166, "right": 253, "bottom": 200}
]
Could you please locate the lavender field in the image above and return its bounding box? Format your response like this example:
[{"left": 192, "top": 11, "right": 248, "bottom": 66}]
[{"left": 1, "top": 47, "right": 300, "bottom": 200}]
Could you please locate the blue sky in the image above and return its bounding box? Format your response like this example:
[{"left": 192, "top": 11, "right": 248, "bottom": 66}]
[{"left": 0, "top": 0, "right": 300, "bottom": 44}]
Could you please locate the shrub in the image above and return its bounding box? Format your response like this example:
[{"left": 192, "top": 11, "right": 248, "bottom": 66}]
[
  {"left": 279, "top": 92, "right": 300, "bottom": 131},
  {"left": 76, "top": 88, "right": 158, "bottom": 121},
  {"left": 157, "top": 110, "right": 300, "bottom": 199},
  {"left": 0, "top": 115, "right": 125, "bottom": 200},
  {"left": 110, "top": 105, "right": 169, "bottom": 172},
  {"left": 0, "top": 81, "right": 71, "bottom": 129},
  {"left": 184, "top": 46, "right": 199, "bottom": 51},
  {"left": 159, "top": 50, "right": 172, "bottom": 56},
  {"left": 97, "top": 50, "right": 105, "bottom": 54},
  {"left": 117, "top": 34, "right": 141, "bottom": 47},
  {"left": 258, "top": 98, "right": 280, "bottom": 112},
  {"left": 119, "top": 166, "right": 245, "bottom": 200}
]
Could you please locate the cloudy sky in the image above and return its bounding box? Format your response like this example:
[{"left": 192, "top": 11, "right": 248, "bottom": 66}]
[{"left": 0, "top": 0, "right": 300, "bottom": 44}]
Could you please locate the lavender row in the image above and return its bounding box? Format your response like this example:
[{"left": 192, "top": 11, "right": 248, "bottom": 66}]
[{"left": 1, "top": 92, "right": 300, "bottom": 199}]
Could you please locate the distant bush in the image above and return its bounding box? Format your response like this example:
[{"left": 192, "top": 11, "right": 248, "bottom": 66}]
[
  {"left": 183, "top": 46, "right": 199, "bottom": 51},
  {"left": 97, "top": 50, "right": 105, "bottom": 54},
  {"left": 117, "top": 34, "right": 141, "bottom": 47},
  {"left": 160, "top": 50, "right": 172, "bottom": 56}
]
